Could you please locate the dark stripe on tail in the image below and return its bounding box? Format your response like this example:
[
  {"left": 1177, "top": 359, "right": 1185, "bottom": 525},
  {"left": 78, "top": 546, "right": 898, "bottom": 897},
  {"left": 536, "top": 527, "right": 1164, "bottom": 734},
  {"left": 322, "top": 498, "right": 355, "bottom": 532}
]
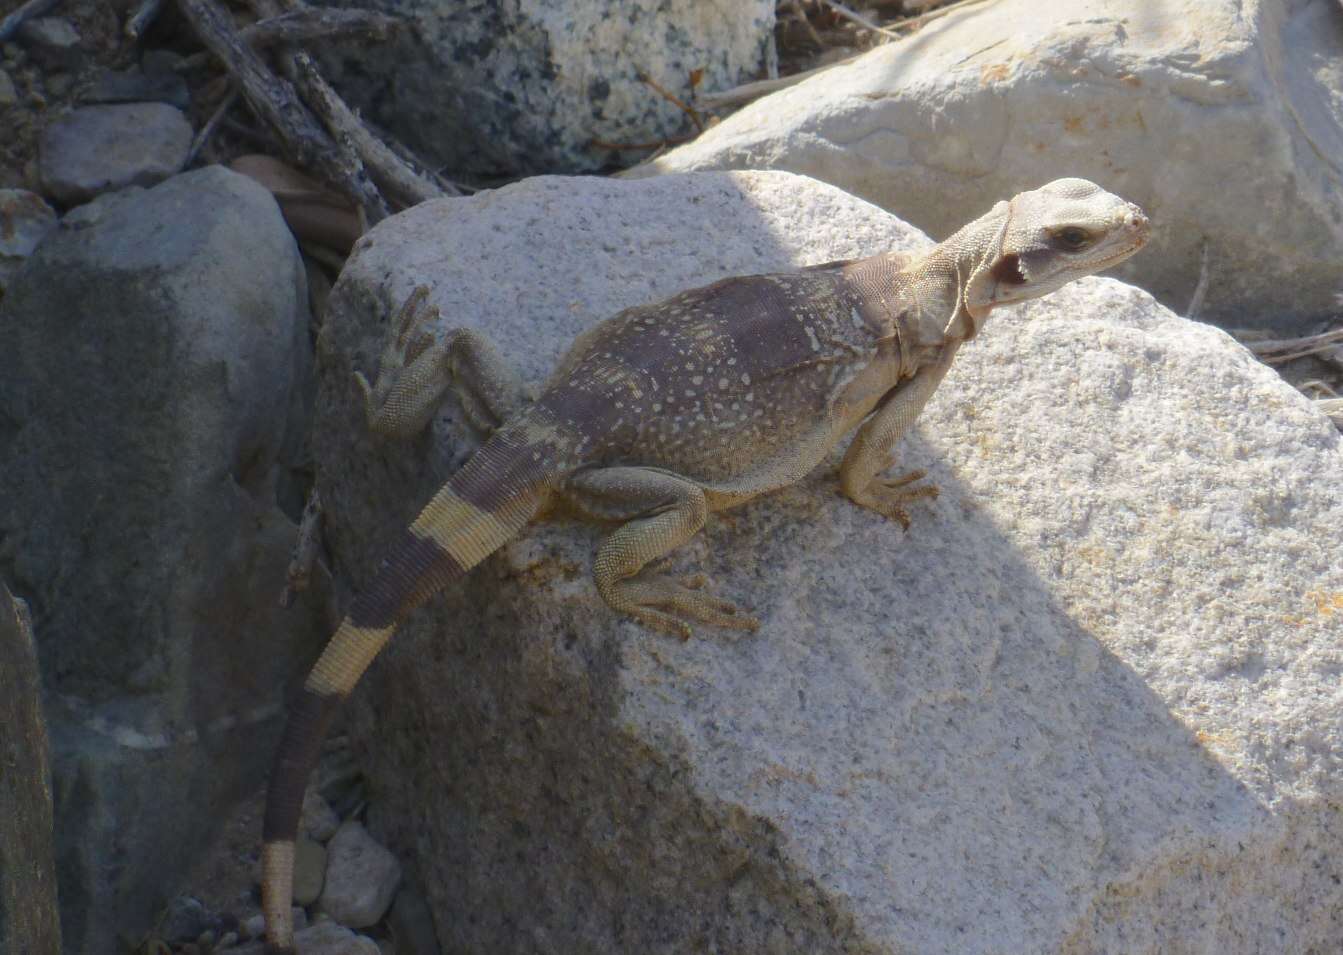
[
  {"left": 262, "top": 688, "right": 341, "bottom": 842},
  {"left": 347, "top": 530, "right": 465, "bottom": 629}
]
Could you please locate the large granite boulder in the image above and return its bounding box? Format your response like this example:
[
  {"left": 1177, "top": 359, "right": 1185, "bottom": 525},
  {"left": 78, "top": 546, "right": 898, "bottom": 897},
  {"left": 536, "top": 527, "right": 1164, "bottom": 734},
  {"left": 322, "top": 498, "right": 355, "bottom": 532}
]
[
  {"left": 319, "top": 0, "right": 776, "bottom": 179},
  {"left": 628, "top": 0, "right": 1343, "bottom": 332},
  {"left": 0, "top": 167, "right": 330, "bottom": 953},
  {"left": 308, "top": 171, "right": 1343, "bottom": 954}
]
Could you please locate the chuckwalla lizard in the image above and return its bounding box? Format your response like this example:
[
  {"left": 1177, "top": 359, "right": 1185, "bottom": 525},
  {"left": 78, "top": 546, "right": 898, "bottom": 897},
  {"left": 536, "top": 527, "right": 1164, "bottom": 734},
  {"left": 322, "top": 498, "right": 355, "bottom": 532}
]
[{"left": 262, "top": 177, "right": 1149, "bottom": 950}]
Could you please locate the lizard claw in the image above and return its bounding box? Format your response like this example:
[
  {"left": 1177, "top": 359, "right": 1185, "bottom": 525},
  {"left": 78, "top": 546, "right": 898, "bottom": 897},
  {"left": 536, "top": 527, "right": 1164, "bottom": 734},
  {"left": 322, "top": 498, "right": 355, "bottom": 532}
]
[
  {"left": 850, "top": 469, "right": 938, "bottom": 528},
  {"left": 610, "top": 573, "right": 760, "bottom": 640}
]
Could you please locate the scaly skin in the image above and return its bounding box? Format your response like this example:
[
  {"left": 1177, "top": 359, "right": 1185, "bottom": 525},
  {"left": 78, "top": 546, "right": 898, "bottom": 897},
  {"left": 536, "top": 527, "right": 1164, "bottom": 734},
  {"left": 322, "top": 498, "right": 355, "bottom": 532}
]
[{"left": 262, "top": 178, "right": 1149, "bottom": 951}]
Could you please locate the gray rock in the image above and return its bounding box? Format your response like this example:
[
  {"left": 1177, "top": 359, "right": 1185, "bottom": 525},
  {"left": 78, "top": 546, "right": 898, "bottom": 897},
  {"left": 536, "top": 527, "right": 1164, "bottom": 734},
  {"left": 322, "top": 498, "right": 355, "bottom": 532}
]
[
  {"left": 0, "top": 580, "right": 62, "bottom": 955},
  {"left": 302, "top": 786, "right": 342, "bottom": 843},
  {"left": 293, "top": 836, "right": 328, "bottom": 907},
  {"left": 0, "top": 67, "right": 17, "bottom": 106},
  {"left": 319, "top": 821, "right": 401, "bottom": 928},
  {"left": 39, "top": 103, "right": 192, "bottom": 205},
  {"left": 159, "top": 896, "right": 209, "bottom": 942},
  {"left": 0, "top": 188, "right": 57, "bottom": 294},
  {"left": 16, "top": 16, "right": 80, "bottom": 70},
  {"left": 630, "top": 0, "right": 1343, "bottom": 332},
  {"left": 313, "top": 171, "right": 1343, "bottom": 954},
  {"left": 387, "top": 878, "right": 441, "bottom": 955},
  {"left": 319, "top": 0, "right": 775, "bottom": 179},
  {"left": 84, "top": 63, "right": 190, "bottom": 110},
  {"left": 292, "top": 922, "right": 380, "bottom": 955},
  {"left": 0, "top": 166, "right": 329, "bottom": 954}
]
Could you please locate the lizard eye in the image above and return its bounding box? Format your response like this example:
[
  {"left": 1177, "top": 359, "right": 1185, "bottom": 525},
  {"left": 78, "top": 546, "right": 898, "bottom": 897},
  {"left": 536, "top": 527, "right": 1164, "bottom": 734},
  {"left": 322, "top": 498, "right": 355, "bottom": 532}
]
[{"left": 1054, "top": 227, "right": 1093, "bottom": 251}]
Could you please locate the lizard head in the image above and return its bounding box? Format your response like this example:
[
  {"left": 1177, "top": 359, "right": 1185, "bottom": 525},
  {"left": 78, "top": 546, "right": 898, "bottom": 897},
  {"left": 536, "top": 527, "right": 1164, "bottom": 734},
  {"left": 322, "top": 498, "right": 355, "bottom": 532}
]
[{"left": 962, "top": 178, "right": 1150, "bottom": 322}]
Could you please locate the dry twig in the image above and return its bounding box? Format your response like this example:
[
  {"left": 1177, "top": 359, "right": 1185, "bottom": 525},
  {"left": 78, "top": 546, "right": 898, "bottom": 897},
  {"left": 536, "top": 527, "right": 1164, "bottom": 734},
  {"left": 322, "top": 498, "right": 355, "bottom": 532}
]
[
  {"left": 818, "top": 0, "right": 901, "bottom": 39},
  {"left": 176, "top": 7, "right": 399, "bottom": 71},
  {"left": 892, "top": 0, "right": 996, "bottom": 31},
  {"left": 280, "top": 490, "right": 323, "bottom": 608},
  {"left": 290, "top": 50, "right": 454, "bottom": 205},
  {"left": 1242, "top": 327, "right": 1343, "bottom": 364},
  {"left": 175, "top": 0, "right": 388, "bottom": 221},
  {"left": 0, "top": 0, "right": 64, "bottom": 43},
  {"left": 185, "top": 85, "right": 239, "bottom": 165},
  {"left": 696, "top": 51, "right": 861, "bottom": 110},
  {"left": 1184, "top": 240, "right": 1209, "bottom": 320},
  {"left": 636, "top": 67, "right": 703, "bottom": 132},
  {"left": 125, "top": 0, "right": 166, "bottom": 39},
  {"left": 593, "top": 135, "right": 696, "bottom": 152}
]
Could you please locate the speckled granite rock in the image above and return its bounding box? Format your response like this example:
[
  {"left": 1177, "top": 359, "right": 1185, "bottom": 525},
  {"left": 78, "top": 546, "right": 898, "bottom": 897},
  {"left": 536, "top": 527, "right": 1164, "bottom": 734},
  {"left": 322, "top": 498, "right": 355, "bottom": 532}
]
[
  {"left": 311, "top": 171, "right": 1343, "bottom": 954},
  {"left": 318, "top": 0, "right": 775, "bottom": 178}
]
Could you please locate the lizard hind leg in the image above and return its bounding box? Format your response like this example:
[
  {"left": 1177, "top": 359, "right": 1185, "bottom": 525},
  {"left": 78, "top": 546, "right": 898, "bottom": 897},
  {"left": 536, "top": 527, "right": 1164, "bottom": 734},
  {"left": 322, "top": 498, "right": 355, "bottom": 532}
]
[
  {"left": 564, "top": 467, "right": 760, "bottom": 639},
  {"left": 356, "top": 285, "right": 530, "bottom": 440}
]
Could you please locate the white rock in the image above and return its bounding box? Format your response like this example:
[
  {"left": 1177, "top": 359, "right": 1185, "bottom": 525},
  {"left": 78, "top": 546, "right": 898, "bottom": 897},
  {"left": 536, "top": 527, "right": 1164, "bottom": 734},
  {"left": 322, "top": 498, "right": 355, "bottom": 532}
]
[
  {"left": 630, "top": 0, "right": 1343, "bottom": 331},
  {"left": 313, "top": 170, "right": 1343, "bottom": 954},
  {"left": 318, "top": 822, "right": 401, "bottom": 928}
]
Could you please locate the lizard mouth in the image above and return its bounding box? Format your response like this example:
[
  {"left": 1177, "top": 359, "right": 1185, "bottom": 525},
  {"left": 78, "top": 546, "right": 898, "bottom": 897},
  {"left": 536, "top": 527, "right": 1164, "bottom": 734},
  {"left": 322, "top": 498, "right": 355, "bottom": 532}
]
[{"left": 990, "top": 253, "right": 1027, "bottom": 285}]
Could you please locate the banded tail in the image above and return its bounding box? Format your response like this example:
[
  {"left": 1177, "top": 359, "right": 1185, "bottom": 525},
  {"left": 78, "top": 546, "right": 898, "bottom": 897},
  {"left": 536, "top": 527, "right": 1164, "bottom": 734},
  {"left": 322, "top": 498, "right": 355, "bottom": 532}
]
[{"left": 261, "top": 421, "right": 570, "bottom": 953}]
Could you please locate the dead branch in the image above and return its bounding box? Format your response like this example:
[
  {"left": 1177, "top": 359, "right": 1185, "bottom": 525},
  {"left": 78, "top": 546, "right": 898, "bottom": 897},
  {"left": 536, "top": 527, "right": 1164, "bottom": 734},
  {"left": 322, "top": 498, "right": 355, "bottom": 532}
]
[
  {"left": 1184, "top": 240, "right": 1209, "bottom": 320},
  {"left": 289, "top": 50, "right": 454, "bottom": 206},
  {"left": 125, "top": 0, "right": 165, "bottom": 39},
  {"left": 892, "top": 0, "right": 996, "bottom": 31},
  {"left": 818, "top": 0, "right": 901, "bottom": 40},
  {"left": 1242, "top": 327, "right": 1343, "bottom": 364},
  {"left": 185, "top": 85, "right": 239, "bottom": 165},
  {"left": 697, "top": 51, "right": 861, "bottom": 110},
  {"left": 280, "top": 490, "right": 323, "bottom": 608},
  {"left": 175, "top": 0, "right": 388, "bottom": 221},
  {"left": 0, "top": 0, "right": 64, "bottom": 43},
  {"left": 635, "top": 67, "right": 703, "bottom": 132},
  {"left": 176, "top": 7, "right": 400, "bottom": 72}
]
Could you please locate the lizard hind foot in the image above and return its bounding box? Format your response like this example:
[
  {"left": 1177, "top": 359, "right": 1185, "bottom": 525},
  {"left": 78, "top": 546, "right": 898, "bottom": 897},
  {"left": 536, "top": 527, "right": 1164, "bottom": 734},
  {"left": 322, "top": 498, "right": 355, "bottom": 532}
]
[
  {"left": 852, "top": 468, "right": 939, "bottom": 529},
  {"left": 607, "top": 572, "right": 760, "bottom": 641}
]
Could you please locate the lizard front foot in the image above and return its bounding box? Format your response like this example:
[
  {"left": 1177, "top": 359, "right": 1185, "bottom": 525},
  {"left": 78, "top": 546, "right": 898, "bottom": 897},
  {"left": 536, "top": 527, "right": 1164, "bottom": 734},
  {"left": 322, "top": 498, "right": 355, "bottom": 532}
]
[
  {"left": 847, "top": 468, "right": 939, "bottom": 529},
  {"left": 356, "top": 285, "right": 528, "bottom": 440},
  {"left": 602, "top": 572, "right": 761, "bottom": 641}
]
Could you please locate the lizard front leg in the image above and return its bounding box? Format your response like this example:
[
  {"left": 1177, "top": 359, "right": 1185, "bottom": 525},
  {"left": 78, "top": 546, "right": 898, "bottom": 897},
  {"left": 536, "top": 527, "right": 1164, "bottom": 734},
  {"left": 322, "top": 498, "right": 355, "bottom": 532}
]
[
  {"left": 840, "top": 344, "right": 959, "bottom": 528},
  {"left": 355, "top": 285, "right": 529, "bottom": 440},
  {"left": 563, "top": 467, "right": 760, "bottom": 639}
]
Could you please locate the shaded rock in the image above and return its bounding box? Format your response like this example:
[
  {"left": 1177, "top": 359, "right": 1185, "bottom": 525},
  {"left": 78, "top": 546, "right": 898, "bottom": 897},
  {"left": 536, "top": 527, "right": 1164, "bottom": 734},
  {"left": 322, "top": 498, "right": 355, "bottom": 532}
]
[
  {"left": 0, "top": 189, "right": 57, "bottom": 295},
  {"left": 16, "top": 17, "right": 80, "bottom": 70},
  {"left": 0, "top": 68, "right": 16, "bottom": 106},
  {"left": 159, "top": 896, "right": 209, "bottom": 943},
  {"left": 293, "top": 836, "right": 327, "bottom": 907},
  {"left": 319, "top": 0, "right": 775, "bottom": 179},
  {"left": 0, "top": 580, "right": 62, "bottom": 955},
  {"left": 387, "top": 878, "right": 441, "bottom": 955},
  {"left": 631, "top": 0, "right": 1343, "bottom": 332},
  {"left": 312, "top": 171, "right": 1343, "bottom": 954},
  {"left": 302, "top": 787, "right": 342, "bottom": 843},
  {"left": 293, "top": 922, "right": 380, "bottom": 955},
  {"left": 318, "top": 822, "right": 401, "bottom": 928},
  {"left": 39, "top": 103, "right": 192, "bottom": 205},
  {"left": 84, "top": 63, "right": 190, "bottom": 110},
  {"left": 0, "top": 167, "right": 329, "bottom": 954}
]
